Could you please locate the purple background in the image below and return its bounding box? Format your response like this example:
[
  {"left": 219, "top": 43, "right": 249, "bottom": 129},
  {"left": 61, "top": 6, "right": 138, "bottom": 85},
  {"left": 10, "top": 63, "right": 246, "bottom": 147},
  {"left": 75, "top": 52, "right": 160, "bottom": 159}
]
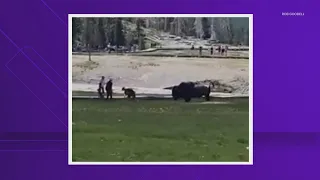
[{"left": 0, "top": 0, "right": 319, "bottom": 179}]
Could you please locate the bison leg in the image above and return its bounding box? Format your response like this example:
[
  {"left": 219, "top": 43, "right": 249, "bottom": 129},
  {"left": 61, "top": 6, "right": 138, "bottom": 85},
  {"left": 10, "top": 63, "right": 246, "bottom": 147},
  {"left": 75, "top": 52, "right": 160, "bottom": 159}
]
[
  {"left": 204, "top": 91, "right": 210, "bottom": 101},
  {"left": 205, "top": 86, "right": 211, "bottom": 101},
  {"left": 205, "top": 95, "right": 210, "bottom": 101},
  {"left": 184, "top": 97, "right": 191, "bottom": 102},
  {"left": 172, "top": 86, "right": 179, "bottom": 100}
]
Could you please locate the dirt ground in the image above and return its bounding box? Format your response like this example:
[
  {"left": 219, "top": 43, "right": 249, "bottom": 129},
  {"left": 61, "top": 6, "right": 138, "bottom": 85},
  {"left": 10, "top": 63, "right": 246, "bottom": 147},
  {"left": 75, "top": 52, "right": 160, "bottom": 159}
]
[{"left": 72, "top": 54, "right": 249, "bottom": 95}]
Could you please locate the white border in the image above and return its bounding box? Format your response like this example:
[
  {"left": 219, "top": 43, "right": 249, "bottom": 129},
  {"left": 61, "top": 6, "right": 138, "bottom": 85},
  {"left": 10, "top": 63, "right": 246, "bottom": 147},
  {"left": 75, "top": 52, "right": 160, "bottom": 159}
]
[{"left": 68, "top": 14, "right": 253, "bottom": 165}]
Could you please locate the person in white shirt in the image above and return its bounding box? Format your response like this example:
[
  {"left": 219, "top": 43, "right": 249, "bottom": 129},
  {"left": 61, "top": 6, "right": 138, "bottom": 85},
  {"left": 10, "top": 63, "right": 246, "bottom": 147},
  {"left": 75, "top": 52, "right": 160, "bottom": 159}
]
[
  {"left": 225, "top": 45, "right": 228, "bottom": 56},
  {"left": 97, "top": 76, "right": 106, "bottom": 98}
]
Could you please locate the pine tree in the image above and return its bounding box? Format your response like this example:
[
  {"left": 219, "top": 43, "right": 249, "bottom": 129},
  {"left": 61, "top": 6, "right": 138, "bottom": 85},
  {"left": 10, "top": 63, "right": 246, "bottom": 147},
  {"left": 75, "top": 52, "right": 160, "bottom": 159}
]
[
  {"left": 194, "top": 18, "right": 202, "bottom": 39},
  {"left": 97, "top": 18, "right": 107, "bottom": 48},
  {"left": 73, "top": 17, "right": 250, "bottom": 49},
  {"left": 105, "top": 18, "right": 115, "bottom": 45},
  {"left": 201, "top": 17, "right": 211, "bottom": 39},
  {"left": 114, "top": 18, "right": 125, "bottom": 49},
  {"left": 72, "top": 18, "right": 83, "bottom": 46},
  {"left": 136, "top": 19, "right": 145, "bottom": 50},
  {"left": 83, "top": 18, "right": 95, "bottom": 61}
]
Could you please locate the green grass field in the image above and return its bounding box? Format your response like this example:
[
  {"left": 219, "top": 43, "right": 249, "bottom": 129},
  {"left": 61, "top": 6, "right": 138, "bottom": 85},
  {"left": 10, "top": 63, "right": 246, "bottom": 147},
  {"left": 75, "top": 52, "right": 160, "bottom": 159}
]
[{"left": 72, "top": 98, "right": 249, "bottom": 162}]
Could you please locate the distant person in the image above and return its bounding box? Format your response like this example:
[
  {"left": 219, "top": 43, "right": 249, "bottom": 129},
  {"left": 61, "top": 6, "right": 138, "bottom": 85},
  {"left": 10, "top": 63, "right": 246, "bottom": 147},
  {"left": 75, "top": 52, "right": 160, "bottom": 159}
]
[
  {"left": 151, "top": 43, "right": 156, "bottom": 48},
  {"left": 210, "top": 46, "right": 214, "bottom": 55},
  {"left": 221, "top": 47, "right": 225, "bottom": 55},
  {"left": 133, "top": 45, "right": 136, "bottom": 52},
  {"left": 217, "top": 45, "right": 222, "bottom": 54},
  {"left": 97, "top": 76, "right": 106, "bottom": 98},
  {"left": 225, "top": 45, "right": 228, "bottom": 56},
  {"left": 199, "top": 46, "right": 203, "bottom": 56},
  {"left": 106, "top": 79, "right": 113, "bottom": 99},
  {"left": 130, "top": 44, "right": 133, "bottom": 53},
  {"left": 107, "top": 43, "right": 111, "bottom": 53},
  {"left": 191, "top": 44, "right": 194, "bottom": 50}
]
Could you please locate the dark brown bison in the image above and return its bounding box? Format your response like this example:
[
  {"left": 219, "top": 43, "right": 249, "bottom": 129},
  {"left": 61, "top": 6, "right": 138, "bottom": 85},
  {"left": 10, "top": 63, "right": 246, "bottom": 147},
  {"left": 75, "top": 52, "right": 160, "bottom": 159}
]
[
  {"left": 171, "top": 82, "right": 211, "bottom": 102},
  {"left": 122, "top": 87, "right": 136, "bottom": 99}
]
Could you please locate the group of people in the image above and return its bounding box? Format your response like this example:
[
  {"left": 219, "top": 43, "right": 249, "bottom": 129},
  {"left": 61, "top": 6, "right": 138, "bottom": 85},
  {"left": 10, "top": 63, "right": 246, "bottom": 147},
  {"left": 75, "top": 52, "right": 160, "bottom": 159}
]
[
  {"left": 97, "top": 76, "right": 113, "bottom": 99},
  {"left": 216, "top": 45, "right": 229, "bottom": 55},
  {"left": 97, "top": 76, "right": 137, "bottom": 100},
  {"left": 191, "top": 44, "right": 228, "bottom": 56}
]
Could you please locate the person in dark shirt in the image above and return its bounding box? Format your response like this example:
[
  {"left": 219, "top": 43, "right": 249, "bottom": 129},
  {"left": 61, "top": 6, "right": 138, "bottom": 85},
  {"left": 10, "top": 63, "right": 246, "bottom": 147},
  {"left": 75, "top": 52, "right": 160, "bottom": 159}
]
[
  {"left": 105, "top": 79, "right": 113, "bottom": 99},
  {"left": 199, "top": 46, "right": 203, "bottom": 56},
  {"left": 225, "top": 45, "right": 228, "bottom": 56},
  {"left": 210, "top": 46, "right": 214, "bottom": 55},
  {"left": 221, "top": 46, "right": 227, "bottom": 55},
  {"left": 217, "top": 45, "right": 222, "bottom": 54}
]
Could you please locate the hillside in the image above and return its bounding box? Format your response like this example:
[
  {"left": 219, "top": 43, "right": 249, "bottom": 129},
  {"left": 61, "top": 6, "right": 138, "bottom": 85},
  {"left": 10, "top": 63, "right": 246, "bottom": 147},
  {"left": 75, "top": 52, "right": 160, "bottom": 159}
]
[{"left": 72, "top": 17, "right": 249, "bottom": 50}]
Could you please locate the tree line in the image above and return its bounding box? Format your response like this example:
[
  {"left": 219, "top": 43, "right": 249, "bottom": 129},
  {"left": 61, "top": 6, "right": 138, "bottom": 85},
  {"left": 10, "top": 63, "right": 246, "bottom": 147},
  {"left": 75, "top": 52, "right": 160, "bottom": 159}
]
[{"left": 72, "top": 17, "right": 249, "bottom": 51}]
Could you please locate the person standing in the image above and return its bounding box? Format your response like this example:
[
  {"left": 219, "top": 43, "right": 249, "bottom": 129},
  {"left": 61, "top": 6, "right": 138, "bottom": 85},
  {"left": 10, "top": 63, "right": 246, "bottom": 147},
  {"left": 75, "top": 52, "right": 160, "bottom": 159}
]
[
  {"left": 225, "top": 45, "right": 228, "bottom": 56},
  {"left": 210, "top": 46, "right": 214, "bottom": 55},
  {"left": 199, "top": 46, "right": 203, "bottom": 56},
  {"left": 97, "top": 76, "right": 106, "bottom": 98},
  {"left": 217, "top": 45, "right": 222, "bottom": 55},
  {"left": 107, "top": 43, "right": 111, "bottom": 54},
  {"left": 106, "top": 79, "right": 113, "bottom": 99}
]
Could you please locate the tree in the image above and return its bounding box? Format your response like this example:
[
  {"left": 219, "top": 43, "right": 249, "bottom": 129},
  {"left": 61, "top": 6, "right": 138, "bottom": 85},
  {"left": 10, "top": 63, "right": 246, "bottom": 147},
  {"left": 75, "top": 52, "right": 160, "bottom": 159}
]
[
  {"left": 136, "top": 18, "right": 145, "bottom": 50},
  {"left": 97, "top": 18, "right": 107, "bottom": 48},
  {"left": 226, "top": 18, "right": 234, "bottom": 44},
  {"left": 72, "top": 18, "right": 82, "bottom": 46},
  {"left": 184, "top": 18, "right": 196, "bottom": 36},
  {"left": 105, "top": 18, "right": 116, "bottom": 45},
  {"left": 210, "top": 18, "right": 216, "bottom": 40},
  {"left": 176, "top": 18, "right": 181, "bottom": 36},
  {"left": 201, "top": 17, "right": 211, "bottom": 39},
  {"left": 114, "top": 18, "right": 125, "bottom": 49},
  {"left": 194, "top": 18, "right": 202, "bottom": 39},
  {"left": 83, "top": 18, "right": 95, "bottom": 61},
  {"left": 73, "top": 17, "right": 250, "bottom": 50},
  {"left": 164, "top": 18, "right": 168, "bottom": 31}
]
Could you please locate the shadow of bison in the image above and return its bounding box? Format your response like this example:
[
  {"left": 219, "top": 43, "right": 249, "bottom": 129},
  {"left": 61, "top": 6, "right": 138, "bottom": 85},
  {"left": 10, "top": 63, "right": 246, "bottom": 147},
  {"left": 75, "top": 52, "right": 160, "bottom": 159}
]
[{"left": 172, "top": 82, "right": 211, "bottom": 102}]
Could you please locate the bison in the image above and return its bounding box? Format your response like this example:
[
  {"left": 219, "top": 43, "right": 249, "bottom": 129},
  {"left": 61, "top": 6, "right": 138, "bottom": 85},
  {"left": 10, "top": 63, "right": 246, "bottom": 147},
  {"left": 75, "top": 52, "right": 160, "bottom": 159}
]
[
  {"left": 122, "top": 87, "right": 136, "bottom": 99},
  {"left": 171, "top": 82, "right": 211, "bottom": 102}
]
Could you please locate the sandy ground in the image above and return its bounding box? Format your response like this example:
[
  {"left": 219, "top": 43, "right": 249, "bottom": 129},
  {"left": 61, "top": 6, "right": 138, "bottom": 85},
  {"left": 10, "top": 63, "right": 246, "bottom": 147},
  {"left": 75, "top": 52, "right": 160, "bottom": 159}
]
[{"left": 72, "top": 54, "right": 249, "bottom": 96}]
